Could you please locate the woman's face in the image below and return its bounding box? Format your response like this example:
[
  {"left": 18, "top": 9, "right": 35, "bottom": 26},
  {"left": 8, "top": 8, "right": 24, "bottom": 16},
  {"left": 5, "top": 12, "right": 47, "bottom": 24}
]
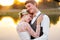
[{"left": 23, "top": 14, "right": 32, "bottom": 23}]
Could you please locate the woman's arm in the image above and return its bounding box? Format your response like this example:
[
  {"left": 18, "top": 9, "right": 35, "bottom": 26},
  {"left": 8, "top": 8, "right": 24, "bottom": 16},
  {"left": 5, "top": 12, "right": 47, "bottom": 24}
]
[
  {"left": 33, "top": 15, "right": 50, "bottom": 40},
  {"left": 36, "top": 14, "right": 43, "bottom": 36},
  {"left": 26, "top": 15, "right": 43, "bottom": 38},
  {"left": 26, "top": 23, "right": 40, "bottom": 38}
]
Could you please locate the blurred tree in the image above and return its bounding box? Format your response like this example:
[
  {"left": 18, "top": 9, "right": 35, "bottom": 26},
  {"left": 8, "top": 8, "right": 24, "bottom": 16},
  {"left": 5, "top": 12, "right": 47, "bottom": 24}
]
[
  {"left": 54, "top": 0, "right": 60, "bottom": 2},
  {"left": 12, "top": 3, "right": 25, "bottom": 9},
  {"left": 49, "top": 15, "right": 59, "bottom": 24},
  {"left": 38, "top": 0, "right": 58, "bottom": 9}
]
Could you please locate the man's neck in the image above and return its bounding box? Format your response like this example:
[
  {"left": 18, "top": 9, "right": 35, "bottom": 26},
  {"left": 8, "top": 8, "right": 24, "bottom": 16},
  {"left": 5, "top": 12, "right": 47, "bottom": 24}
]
[
  {"left": 33, "top": 13, "right": 36, "bottom": 17},
  {"left": 33, "top": 10, "right": 41, "bottom": 17}
]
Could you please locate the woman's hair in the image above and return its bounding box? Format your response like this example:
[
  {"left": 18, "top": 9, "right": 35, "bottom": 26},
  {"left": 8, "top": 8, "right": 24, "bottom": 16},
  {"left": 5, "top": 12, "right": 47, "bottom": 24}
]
[
  {"left": 19, "top": 9, "right": 28, "bottom": 18},
  {"left": 18, "top": 12, "right": 23, "bottom": 18}
]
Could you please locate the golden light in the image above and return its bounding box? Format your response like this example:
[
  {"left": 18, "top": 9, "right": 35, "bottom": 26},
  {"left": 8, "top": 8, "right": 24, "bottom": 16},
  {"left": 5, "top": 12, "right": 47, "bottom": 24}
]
[
  {"left": 47, "top": 0, "right": 51, "bottom": 2},
  {"left": 18, "top": 0, "right": 27, "bottom": 3},
  {"left": 0, "top": 0, "right": 14, "bottom": 6},
  {"left": 58, "top": 2, "right": 60, "bottom": 6},
  {"left": 17, "top": 19, "right": 20, "bottom": 24},
  {"left": 35, "top": 0, "right": 43, "bottom": 3},
  {"left": 1, "top": 17, "right": 16, "bottom": 28}
]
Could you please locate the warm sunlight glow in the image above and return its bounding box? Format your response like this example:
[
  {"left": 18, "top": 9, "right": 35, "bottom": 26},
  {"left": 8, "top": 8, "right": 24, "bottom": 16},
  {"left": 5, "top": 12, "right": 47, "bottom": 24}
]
[
  {"left": 0, "top": 0, "right": 14, "bottom": 6},
  {"left": 18, "top": 0, "right": 43, "bottom": 3},
  {"left": 47, "top": 0, "right": 51, "bottom": 2},
  {"left": 57, "top": 16, "right": 60, "bottom": 26},
  {"left": 1, "top": 17, "right": 16, "bottom": 28},
  {"left": 35, "top": 0, "right": 43, "bottom": 3},
  {"left": 18, "top": 0, "right": 27, "bottom": 3},
  {"left": 59, "top": 2, "right": 60, "bottom": 6},
  {"left": 17, "top": 20, "right": 20, "bottom": 24}
]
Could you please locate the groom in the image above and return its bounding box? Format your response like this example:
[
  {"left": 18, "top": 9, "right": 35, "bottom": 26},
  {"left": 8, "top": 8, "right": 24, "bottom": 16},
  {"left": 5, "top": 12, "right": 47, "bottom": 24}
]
[{"left": 25, "top": 0, "right": 50, "bottom": 40}]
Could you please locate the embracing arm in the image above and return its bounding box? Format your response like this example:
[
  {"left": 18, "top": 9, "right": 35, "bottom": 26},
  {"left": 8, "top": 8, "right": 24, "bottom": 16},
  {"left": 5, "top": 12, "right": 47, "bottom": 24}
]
[
  {"left": 33, "top": 15, "right": 50, "bottom": 40},
  {"left": 26, "top": 15, "right": 43, "bottom": 38},
  {"left": 26, "top": 23, "right": 40, "bottom": 38}
]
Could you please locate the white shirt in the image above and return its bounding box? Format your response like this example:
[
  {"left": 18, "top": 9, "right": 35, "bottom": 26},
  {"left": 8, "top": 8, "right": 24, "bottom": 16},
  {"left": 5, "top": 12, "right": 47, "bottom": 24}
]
[
  {"left": 31, "top": 11, "right": 50, "bottom": 40},
  {"left": 31, "top": 11, "right": 41, "bottom": 24}
]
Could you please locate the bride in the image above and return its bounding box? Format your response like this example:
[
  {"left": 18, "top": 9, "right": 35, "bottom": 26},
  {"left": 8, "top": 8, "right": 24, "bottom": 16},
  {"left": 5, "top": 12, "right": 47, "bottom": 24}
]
[{"left": 17, "top": 9, "right": 43, "bottom": 40}]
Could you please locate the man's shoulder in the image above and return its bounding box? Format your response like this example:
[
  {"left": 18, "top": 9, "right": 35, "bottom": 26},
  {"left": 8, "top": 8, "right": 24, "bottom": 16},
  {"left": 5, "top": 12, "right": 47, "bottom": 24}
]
[
  {"left": 39, "top": 14, "right": 50, "bottom": 22},
  {"left": 43, "top": 14, "right": 49, "bottom": 17},
  {"left": 40, "top": 14, "right": 49, "bottom": 19},
  {"left": 38, "top": 14, "right": 50, "bottom": 20},
  {"left": 41, "top": 14, "right": 50, "bottom": 23}
]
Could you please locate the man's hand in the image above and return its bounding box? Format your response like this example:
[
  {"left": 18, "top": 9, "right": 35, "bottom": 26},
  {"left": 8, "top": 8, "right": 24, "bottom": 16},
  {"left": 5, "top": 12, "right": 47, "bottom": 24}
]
[{"left": 37, "top": 14, "right": 43, "bottom": 25}]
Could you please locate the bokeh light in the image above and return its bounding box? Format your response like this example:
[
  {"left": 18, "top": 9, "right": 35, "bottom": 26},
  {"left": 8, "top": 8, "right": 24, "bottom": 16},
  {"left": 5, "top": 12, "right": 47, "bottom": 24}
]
[
  {"left": 1, "top": 17, "right": 16, "bottom": 28},
  {"left": 59, "top": 2, "right": 60, "bottom": 6},
  {"left": 0, "top": 0, "right": 14, "bottom": 6},
  {"left": 0, "top": 0, "right": 43, "bottom": 6},
  {"left": 35, "top": 0, "right": 43, "bottom": 3},
  {"left": 47, "top": 0, "right": 51, "bottom": 2},
  {"left": 18, "top": 0, "right": 27, "bottom": 3}
]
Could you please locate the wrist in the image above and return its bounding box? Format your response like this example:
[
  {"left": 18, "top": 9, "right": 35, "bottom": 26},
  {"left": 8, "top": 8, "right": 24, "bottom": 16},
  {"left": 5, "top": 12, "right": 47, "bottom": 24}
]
[
  {"left": 36, "top": 24, "right": 40, "bottom": 27},
  {"left": 37, "top": 20, "right": 41, "bottom": 25},
  {"left": 37, "top": 23, "right": 41, "bottom": 25}
]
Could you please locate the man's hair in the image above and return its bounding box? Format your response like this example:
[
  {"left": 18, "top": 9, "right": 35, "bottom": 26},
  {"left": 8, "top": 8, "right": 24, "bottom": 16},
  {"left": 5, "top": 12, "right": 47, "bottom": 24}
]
[{"left": 25, "top": 0, "right": 37, "bottom": 5}]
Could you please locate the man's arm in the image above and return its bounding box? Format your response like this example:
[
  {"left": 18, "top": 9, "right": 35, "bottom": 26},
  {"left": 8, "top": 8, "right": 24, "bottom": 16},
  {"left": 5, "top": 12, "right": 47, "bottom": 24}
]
[{"left": 33, "top": 15, "right": 50, "bottom": 40}]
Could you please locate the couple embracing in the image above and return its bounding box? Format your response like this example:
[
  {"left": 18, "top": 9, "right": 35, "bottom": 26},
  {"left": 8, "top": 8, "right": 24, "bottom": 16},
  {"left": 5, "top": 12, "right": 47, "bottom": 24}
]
[{"left": 17, "top": 0, "right": 50, "bottom": 40}]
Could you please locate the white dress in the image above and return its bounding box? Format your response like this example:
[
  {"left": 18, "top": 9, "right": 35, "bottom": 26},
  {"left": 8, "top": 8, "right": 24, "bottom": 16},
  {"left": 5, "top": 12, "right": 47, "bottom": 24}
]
[
  {"left": 17, "top": 22, "right": 31, "bottom": 40},
  {"left": 17, "top": 22, "right": 39, "bottom": 40},
  {"left": 18, "top": 31, "right": 31, "bottom": 40}
]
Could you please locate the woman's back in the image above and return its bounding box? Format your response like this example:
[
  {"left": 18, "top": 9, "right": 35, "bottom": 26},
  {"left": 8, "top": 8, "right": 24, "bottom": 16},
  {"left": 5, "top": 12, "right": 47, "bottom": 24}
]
[
  {"left": 17, "top": 22, "right": 31, "bottom": 40},
  {"left": 18, "top": 31, "right": 31, "bottom": 40}
]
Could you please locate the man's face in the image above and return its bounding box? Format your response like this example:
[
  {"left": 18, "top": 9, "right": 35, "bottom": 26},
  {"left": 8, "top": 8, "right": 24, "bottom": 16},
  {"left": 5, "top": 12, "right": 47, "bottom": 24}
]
[{"left": 25, "top": 3, "right": 36, "bottom": 14}]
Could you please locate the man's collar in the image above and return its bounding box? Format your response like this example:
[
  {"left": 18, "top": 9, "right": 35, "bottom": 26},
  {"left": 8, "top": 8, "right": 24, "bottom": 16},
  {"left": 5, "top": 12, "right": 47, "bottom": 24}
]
[
  {"left": 31, "top": 11, "right": 41, "bottom": 24},
  {"left": 36, "top": 11, "right": 41, "bottom": 17},
  {"left": 33, "top": 11, "right": 41, "bottom": 17}
]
